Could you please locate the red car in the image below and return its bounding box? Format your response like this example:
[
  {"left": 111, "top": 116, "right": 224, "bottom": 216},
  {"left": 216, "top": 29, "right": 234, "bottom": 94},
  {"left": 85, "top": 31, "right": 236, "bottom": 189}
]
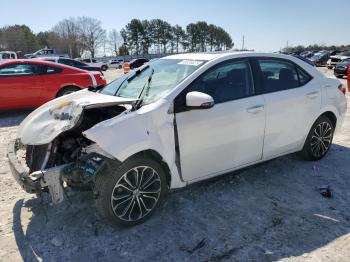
[
  {"left": 348, "top": 64, "right": 350, "bottom": 92},
  {"left": 0, "top": 59, "right": 106, "bottom": 110}
]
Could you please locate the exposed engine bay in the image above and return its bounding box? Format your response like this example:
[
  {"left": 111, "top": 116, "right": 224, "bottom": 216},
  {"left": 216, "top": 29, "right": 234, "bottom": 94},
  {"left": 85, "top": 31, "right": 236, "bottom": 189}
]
[{"left": 25, "top": 104, "right": 127, "bottom": 193}]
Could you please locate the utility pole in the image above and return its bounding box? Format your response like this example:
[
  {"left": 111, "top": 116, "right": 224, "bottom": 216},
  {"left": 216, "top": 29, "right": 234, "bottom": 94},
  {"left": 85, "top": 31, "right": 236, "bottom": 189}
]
[{"left": 242, "top": 35, "right": 245, "bottom": 50}]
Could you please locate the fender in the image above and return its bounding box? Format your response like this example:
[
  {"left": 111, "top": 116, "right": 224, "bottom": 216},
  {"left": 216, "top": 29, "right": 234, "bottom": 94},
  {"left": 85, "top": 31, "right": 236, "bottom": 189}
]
[{"left": 83, "top": 99, "right": 186, "bottom": 189}]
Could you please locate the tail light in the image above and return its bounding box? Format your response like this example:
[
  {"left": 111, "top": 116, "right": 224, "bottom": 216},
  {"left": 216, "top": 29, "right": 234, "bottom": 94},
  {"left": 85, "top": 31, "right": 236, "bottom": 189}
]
[
  {"left": 338, "top": 84, "right": 346, "bottom": 95},
  {"left": 348, "top": 64, "right": 350, "bottom": 92}
]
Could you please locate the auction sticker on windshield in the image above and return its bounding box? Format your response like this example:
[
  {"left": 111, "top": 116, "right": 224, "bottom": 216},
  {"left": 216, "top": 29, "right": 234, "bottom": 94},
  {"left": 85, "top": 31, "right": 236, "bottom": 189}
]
[{"left": 178, "top": 60, "right": 203, "bottom": 66}]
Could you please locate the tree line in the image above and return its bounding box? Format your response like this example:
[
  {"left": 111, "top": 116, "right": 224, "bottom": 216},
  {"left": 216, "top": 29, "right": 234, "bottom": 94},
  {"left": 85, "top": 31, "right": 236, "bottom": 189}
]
[
  {"left": 283, "top": 44, "right": 350, "bottom": 54},
  {"left": 0, "top": 17, "right": 233, "bottom": 58},
  {"left": 120, "top": 19, "right": 233, "bottom": 55}
]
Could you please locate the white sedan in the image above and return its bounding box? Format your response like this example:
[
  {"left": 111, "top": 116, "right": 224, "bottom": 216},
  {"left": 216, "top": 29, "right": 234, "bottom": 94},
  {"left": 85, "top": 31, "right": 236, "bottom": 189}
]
[{"left": 8, "top": 52, "right": 347, "bottom": 226}]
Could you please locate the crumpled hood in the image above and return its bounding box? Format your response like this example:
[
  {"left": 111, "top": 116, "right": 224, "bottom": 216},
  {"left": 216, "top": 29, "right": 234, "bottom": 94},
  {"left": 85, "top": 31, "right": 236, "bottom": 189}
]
[{"left": 18, "top": 89, "right": 136, "bottom": 145}]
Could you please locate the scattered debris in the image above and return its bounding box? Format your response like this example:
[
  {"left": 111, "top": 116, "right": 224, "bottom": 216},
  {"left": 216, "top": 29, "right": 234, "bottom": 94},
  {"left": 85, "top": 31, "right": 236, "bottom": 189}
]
[
  {"left": 264, "top": 250, "right": 274, "bottom": 255},
  {"left": 205, "top": 246, "right": 242, "bottom": 262},
  {"left": 272, "top": 216, "right": 283, "bottom": 226},
  {"left": 51, "top": 237, "right": 63, "bottom": 247},
  {"left": 318, "top": 185, "right": 332, "bottom": 198},
  {"left": 312, "top": 165, "right": 320, "bottom": 172},
  {"left": 180, "top": 238, "right": 206, "bottom": 254}
]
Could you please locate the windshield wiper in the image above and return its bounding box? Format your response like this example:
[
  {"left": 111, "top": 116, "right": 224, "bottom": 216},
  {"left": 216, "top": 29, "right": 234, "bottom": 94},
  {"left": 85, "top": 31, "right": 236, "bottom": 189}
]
[
  {"left": 133, "top": 68, "right": 154, "bottom": 110},
  {"left": 127, "top": 65, "right": 150, "bottom": 82}
]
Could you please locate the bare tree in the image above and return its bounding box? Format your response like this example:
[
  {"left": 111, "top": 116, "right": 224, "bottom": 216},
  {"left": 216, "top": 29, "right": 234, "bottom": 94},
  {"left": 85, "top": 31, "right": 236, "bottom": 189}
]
[
  {"left": 51, "top": 18, "right": 83, "bottom": 58},
  {"left": 108, "top": 29, "right": 122, "bottom": 56},
  {"left": 78, "top": 16, "right": 106, "bottom": 58}
]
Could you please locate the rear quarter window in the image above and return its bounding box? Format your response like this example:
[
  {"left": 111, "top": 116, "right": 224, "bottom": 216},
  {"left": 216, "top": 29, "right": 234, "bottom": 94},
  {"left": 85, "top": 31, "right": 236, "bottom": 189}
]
[{"left": 44, "top": 66, "right": 63, "bottom": 74}]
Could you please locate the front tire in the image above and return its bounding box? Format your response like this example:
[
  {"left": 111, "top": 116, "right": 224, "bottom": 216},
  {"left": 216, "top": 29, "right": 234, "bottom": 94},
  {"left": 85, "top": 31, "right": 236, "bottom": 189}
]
[
  {"left": 101, "top": 65, "right": 108, "bottom": 71},
  {"left": 94, "top": 157, "right": 168, "bottom": 227},
  {"left": 57, "top": 86, "right": 80, "bottom": 97},
  {"left": 301, "top": 116, "right": 334, "bottom": 161}
]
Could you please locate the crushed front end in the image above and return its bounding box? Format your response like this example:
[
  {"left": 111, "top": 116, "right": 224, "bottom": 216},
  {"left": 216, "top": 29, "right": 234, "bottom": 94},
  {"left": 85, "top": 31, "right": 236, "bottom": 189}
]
[{"left": 7, "top": 90, "right": 135, "bottom": 204}]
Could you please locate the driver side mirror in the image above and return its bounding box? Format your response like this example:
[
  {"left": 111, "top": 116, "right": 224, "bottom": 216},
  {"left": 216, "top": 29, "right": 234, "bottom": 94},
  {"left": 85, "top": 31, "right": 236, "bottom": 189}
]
[{"left": 186, "top": 91, "right": 214, "bottom": 109}]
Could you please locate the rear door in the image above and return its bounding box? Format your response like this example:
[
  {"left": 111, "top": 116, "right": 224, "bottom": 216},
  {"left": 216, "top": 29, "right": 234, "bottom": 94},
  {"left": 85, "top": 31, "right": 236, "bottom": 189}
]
[
  {"left": 0, "top": 63, "right": 43, "bottom": 109},
  {"left": 256, "top": 58, "right": 320, "bottom": 158},
  {"left": 174, "top": 59, "right": 266, "bottom": 181}
]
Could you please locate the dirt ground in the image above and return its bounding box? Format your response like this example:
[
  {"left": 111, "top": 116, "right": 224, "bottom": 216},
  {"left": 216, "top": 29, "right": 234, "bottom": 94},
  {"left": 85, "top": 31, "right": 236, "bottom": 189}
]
[{"left": 0, "top": 68, "right": 349, "bottom": 262}]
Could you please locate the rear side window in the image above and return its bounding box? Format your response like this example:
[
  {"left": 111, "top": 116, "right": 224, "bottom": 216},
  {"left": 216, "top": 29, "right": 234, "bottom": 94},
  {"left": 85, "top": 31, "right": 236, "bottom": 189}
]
[
  {"left": 0, "top": 63, "right": 40, "bottom": 76},
  {"left": 188, "top": 60, "right": 254, "bottom": 104},
  {"left": 258, "top": 59, "right": 312, "bottom": 93},
  {"left": 44, "top": 66, "right": 63, "bottom": 74}
]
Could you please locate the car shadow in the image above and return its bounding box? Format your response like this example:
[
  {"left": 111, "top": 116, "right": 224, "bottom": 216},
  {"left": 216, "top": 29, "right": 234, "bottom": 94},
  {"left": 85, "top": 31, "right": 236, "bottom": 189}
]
[
  {"left": 12, "top": 144, "right": 350, "bottom": 261},
  {"left": 0, "top": 110, "right": 32, "bottom": 128}
]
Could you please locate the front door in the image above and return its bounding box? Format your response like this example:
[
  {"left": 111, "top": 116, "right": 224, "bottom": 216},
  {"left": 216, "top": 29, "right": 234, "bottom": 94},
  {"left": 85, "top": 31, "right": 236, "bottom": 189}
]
[{"left": 174, "top": 59, "right": 266, "bottom": 182}]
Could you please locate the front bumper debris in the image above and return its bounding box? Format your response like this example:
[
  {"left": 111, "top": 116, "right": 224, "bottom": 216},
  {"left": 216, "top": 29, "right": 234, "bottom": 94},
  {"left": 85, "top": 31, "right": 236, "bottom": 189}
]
[{"left": 7, "top": 140, "right": 68, "bottom": 204}]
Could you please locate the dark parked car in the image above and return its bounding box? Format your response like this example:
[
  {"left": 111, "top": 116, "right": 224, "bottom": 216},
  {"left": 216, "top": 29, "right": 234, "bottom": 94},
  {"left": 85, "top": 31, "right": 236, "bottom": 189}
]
[
  {"left": 310, "top": 53, "right": 330, "bottom": 66},
  {"left": 39, "top": 57, "right": 103, "bottom": 73},
  {"left": 123, "top": 58, "right": 150, "bottom": 74},
  {"left": 129, "top": 58, "right": 149, "bottom": 69},
  {"left": 290, "top": 54, "right": 315, "bottom": 66},
  {"left": 300, "top": 51, "right": 316, "bottom": 59},
  {"left": 334, "top": 59, "right": 350, "bottom": 78}
]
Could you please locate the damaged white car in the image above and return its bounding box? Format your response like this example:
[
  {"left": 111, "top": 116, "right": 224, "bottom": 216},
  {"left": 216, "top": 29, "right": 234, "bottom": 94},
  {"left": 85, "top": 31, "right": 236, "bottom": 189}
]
[{"left": 8, "top": 52, "right": 347, "bottom": 226}]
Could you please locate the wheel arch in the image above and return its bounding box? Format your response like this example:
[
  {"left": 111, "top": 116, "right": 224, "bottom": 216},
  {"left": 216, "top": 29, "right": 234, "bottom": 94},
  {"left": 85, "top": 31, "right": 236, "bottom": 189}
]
[
  {"left": 126, "top": 149, "right": 172, "bottom": 188},
  {"left": 319, "top": 111, "right": 337, "bottom": 128},
  {"left": 300, "top": 108, "right": 339, "bottom": 151},
  {"left": 56, "top": 85, "right": 81, "bottom": 97}
]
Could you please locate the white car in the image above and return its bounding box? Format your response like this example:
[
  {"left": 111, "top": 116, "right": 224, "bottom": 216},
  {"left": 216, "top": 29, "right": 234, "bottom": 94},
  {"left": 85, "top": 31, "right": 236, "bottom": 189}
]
[
  {"left": 8, "top": 52, "right": 347, "bottom": 226},
  {"left": 327, "top": 51, "right": 350, "bottom": 69},
  {"left": 108, "top": 59, "right": 124, "bottom": 69},
  {"left": 80, "top": 58, "right": 109, "bottom": 71},
  {"left": 0, "top": 51, "right": 17, "bottom": 60}
]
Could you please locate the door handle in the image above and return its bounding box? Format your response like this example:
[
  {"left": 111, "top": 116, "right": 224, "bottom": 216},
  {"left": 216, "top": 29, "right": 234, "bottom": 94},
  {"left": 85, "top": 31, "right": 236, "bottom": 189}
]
[
  {"left": 306, "top": 91, "right": 319, "bottom": 99},
  {"left": 246, "top": 105, "right": 264, "bottom": 114}
]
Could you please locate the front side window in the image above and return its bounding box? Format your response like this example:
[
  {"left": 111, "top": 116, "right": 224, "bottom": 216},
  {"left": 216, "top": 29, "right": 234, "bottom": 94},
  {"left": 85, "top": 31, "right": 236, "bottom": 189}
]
[
  {"left": 0, "top": 63, "right": 40, "bottom": 76},
  {"left": 100, "top": 59, "right": 205, "bottom": 105},
  {"left": 258, "top": 60, "right": 299, "bottom": 93},
  {"left": 188, "top": 60, "right": 254, "bottom": 103}
]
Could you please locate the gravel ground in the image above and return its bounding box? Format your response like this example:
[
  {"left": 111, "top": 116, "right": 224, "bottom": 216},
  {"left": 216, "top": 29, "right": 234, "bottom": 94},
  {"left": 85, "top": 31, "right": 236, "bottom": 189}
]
[{"left": 0, "top": 68, "right": 349, "bottom": 262}]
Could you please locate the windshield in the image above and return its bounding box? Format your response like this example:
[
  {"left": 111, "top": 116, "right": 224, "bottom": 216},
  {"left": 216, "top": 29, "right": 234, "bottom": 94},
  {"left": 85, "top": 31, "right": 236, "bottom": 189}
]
[{"left": 100, "top": 58, "right": 205, "bottom": 105}]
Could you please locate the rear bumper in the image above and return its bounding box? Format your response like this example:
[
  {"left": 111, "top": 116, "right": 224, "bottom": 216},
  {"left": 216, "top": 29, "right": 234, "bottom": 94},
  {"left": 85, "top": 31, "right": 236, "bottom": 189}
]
[{"left": 7, "top": 140, "right": 41, "bottom": 194}]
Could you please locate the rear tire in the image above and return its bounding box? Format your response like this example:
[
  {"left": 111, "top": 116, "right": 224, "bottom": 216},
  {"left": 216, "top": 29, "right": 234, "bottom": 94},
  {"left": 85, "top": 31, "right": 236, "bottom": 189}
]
[
  {"left": 94, "top": 157, "right": 168, "bottom": 227},
  {"left": 300, "top": 116, "right": 334, "bottom": 161},
  {"left": 56, "top": 86, "right": 80, "bottom": 97},
  {"left": 101, "top": 65, "right": 108, "bottom": 71}
]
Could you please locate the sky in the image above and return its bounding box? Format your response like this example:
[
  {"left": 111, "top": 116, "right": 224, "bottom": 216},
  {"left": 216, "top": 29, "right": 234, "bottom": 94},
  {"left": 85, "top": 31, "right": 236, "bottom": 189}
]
[{"left": 1, "top": 0, "right": 349, "bottom": 52}]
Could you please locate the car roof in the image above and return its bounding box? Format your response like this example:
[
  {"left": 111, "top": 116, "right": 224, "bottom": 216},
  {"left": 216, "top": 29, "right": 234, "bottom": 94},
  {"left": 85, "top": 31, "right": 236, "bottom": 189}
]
[
  {"left": 162, "top": 51, "right": 306, "bottom": 62},
  {"left": 0, "top": 59, "right": 87, "bottom": 72}
]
